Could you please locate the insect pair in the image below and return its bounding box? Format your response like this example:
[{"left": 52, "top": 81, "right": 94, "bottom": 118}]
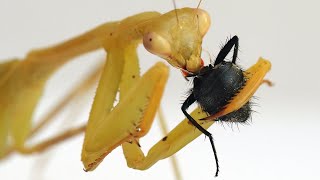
[
  {"left": 77, "top": 7, "right": 271, "bottom": 175},
  {"left": 0, "top": 5, "right": 271, "bottom": 179}
]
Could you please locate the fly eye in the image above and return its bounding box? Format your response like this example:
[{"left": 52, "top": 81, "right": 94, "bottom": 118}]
[
  {"left": 143, "top": 32, "right": 171, "bottom": 58},
  {"left": 195, "top": 9, "right": 211, "bottom": 37}
]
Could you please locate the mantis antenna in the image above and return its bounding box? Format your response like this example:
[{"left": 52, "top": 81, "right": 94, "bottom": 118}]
[
  {"left": 197, "top": 0, "right": 203, "bottom": 9},
  {"left": 172, "top": 0, "right": 180, "bottom": 25}
]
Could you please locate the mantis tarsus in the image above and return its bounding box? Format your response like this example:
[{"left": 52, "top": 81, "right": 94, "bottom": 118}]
[{"left": 0, "top": 2, "right": 271, "bottom": 178}]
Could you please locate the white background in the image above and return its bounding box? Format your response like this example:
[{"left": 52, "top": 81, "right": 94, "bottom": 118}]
[{"left": 1, "top": 0, "right": 320, "bottom": 180}]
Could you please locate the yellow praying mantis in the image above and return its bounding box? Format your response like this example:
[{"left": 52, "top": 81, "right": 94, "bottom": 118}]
[{"left": 0, "top": 0, "right": 271, "bottom": 178}]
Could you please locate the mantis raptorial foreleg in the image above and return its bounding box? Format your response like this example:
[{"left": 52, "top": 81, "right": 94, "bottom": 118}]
[{"left": 82, "top": 61, "right": 169, "bottom": 170}]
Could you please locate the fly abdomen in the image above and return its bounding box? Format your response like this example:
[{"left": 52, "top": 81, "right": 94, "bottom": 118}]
[{"left": 193, "top": 61, "right": 246, "bottom": 115}]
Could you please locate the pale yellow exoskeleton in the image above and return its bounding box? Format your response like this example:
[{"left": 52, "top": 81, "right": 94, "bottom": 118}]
[
  {"left": 0, "top": 5, "right": 271, "bottom": 177},
  {"left": 0, "top": 6, "right": 211, "bottom": 163}
]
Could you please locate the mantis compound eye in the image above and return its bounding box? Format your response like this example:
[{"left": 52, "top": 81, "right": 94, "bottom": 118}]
[
  {"left": 143, "top": 32, "right": 172, "bottom": 59},
  {"left": 195, "top": 9, "right": 211, "bottom": 37}
]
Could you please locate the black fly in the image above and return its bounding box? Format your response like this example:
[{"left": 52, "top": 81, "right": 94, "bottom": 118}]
[{"left": 181, "top": 35, "right": 252, "bottom": 177}]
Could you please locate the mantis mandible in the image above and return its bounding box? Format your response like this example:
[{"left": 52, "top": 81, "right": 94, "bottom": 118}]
[{"left": 0, "top": 2, "right": 271, "bottom": 177}]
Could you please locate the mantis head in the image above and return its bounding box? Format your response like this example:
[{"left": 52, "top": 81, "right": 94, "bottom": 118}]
[{"left": 143, "top": 8, "right": 211, "bottom": 74}]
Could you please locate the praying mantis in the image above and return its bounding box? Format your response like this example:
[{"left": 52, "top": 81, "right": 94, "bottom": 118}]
[{"left": 0, "top": 0, "right": 271, "bottom": 179}]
